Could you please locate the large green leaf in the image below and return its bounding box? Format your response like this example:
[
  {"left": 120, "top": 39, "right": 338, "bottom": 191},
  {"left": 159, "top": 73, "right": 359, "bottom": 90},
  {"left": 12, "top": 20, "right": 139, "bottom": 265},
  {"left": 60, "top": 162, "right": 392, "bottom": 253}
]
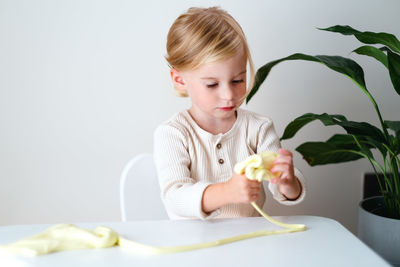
[
  {"left": 247, "top": 54, "right": 318, "bottom": 102},
  {"left": 327, "top": 134, "right": 372, "bottom": 149},
  {"left": 326, "top": 134, "right": 360, "bottom": 146},
  {"left": 322, "top": 25, "right": 400, "bottom": 95},
  {"left": 318, "top": 25, "right": 360, "bottom": 35},
  {"left": 353, "top": 45, "right": 388, "bottom": 68},
  {"left": 295, "top": 141, "right": 364, "bottom": 166},
  {"left": 281, "top": 112, "right": 387, "bottom": 144},
  {"left": 387, "top": 50, "right": 400, "bottom": 95},
  {"left": 385, "top": 120, "right": 400, "bottom": 133},
  {"left": 328, "top": 134, "right": 377, "bottom": 158},
  {"left": 364, "top": 136, "right": 388, "bottom": 156},
  {"left": 338, "top": 120, "right": 387, "bottom": 144},
  {"left": 320, "top": 25, "right": 400, "bottom": 53},
  {"left": 294, "top": 133, "right": 391, "bottom": 166},
  {"left": 281, "top": 113, "right": 347, "bottom": 140},
  {"left": 246, "top": 53, "right": 367, "bottom": 103}
]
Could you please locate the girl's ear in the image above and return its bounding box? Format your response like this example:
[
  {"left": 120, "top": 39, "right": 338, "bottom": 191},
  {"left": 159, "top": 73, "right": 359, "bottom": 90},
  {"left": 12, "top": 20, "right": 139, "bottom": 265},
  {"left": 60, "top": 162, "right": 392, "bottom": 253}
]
[{"left": 170, "top": 68, "right": 187, "bottom": 94}]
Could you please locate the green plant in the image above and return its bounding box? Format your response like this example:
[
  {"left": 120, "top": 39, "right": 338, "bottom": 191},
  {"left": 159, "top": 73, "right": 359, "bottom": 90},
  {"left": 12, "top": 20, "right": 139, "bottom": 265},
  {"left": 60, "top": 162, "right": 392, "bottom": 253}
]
[{"left": 247, "top": 25, "right": 400, "bottom": 218}]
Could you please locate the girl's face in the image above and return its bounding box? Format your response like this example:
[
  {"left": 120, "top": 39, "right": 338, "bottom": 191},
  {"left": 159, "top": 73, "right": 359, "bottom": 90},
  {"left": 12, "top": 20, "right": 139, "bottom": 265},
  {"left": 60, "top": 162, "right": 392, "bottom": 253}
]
[{"left": 172, "top": 50, "right": 247, "bottom": 124}]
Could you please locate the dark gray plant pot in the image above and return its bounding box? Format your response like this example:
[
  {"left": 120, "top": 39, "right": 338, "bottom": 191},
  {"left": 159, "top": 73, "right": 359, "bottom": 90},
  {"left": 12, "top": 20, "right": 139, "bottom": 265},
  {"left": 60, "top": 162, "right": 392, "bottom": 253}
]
[{"left": 358, "top": 196, "right": 400, "bottom": 266}]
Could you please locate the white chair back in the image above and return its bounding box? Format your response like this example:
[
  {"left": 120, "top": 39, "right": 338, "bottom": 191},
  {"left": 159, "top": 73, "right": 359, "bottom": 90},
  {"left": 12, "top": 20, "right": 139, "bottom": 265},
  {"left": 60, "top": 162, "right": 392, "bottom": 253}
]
[{"left": 120, "top": 153, "right": 168, "bottom": 221}]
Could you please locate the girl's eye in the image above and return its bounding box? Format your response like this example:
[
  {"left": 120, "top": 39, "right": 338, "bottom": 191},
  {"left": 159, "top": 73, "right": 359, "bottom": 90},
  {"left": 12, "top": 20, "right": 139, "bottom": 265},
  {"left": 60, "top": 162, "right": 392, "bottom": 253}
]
[
  {"left": 207, "top": 83, "right": 218, "bottom": 88},
  {"left": 232, "top": 79, "right": 244, "bottom": 84}
]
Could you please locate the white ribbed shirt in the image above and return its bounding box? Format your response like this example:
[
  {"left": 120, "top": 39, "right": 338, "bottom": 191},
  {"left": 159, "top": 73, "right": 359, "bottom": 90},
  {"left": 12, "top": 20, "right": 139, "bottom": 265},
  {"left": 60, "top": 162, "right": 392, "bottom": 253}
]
[{"left": 153, "top": 108, "right": 306, "bottom": 220}]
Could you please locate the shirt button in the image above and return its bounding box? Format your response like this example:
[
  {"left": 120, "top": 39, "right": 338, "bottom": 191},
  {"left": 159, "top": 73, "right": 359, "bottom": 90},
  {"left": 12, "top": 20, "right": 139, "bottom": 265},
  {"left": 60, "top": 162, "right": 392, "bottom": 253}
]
[
  {"left": 218, "top": 159, "right": 224, "bottom": 164},
  {"left": 216, "top": 143, "right": 222, "bottom": 149}
]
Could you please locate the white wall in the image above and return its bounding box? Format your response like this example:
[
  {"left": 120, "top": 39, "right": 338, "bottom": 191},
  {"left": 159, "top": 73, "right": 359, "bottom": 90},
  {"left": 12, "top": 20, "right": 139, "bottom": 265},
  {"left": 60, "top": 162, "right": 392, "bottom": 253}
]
[{"left": 0, "top": 0, "right": 399, "bottom": 233}]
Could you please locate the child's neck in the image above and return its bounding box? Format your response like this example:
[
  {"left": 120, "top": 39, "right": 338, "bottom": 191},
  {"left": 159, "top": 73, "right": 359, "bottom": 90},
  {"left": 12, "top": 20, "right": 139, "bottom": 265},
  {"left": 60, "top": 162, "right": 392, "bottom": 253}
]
[{"left": 187, "top": 109, "right": 237, "bottom": 135}]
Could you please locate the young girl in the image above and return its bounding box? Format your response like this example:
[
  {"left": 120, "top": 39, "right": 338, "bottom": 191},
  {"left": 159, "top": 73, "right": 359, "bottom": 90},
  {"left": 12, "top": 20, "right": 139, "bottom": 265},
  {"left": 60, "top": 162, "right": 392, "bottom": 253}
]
[{"left": 154, "top": 7, "right": 306, "bottom": 220}]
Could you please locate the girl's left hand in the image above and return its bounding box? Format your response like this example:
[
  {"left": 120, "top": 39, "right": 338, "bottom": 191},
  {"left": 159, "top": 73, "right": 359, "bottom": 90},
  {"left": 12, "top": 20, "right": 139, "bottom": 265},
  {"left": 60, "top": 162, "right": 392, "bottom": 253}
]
[{"left": 270, "top": 148, "right": 301, "bottom": 200}]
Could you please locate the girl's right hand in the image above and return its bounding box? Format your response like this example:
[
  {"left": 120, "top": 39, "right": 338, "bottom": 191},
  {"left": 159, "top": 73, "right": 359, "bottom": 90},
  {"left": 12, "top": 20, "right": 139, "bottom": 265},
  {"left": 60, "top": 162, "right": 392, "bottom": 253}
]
[{"left": 224, "top": 173, "right": 262, "bottom": 203}]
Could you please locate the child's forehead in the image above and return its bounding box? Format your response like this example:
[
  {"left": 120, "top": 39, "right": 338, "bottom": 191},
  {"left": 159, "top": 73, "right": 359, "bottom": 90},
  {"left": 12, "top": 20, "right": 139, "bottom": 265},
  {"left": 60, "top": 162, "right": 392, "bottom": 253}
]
[
  {"left": 194, "top": 54, "right": 247, "bottom": 78},
  {"left": 197, "top": 69, "right": 247, "bottom": 80}
]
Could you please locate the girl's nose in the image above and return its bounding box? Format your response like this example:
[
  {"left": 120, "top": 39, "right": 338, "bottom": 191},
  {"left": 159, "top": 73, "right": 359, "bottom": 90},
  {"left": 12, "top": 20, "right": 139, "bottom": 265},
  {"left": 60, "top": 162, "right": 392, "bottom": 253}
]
[{"left": 219, "top": 84, "right": 235, "bottom": 100}]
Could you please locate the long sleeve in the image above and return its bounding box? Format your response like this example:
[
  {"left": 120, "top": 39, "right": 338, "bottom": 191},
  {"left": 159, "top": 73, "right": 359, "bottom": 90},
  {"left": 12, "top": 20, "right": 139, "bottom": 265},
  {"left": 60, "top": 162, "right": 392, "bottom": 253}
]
[{"left": 153, "top": 123, "right": 218, "bottom": 220}]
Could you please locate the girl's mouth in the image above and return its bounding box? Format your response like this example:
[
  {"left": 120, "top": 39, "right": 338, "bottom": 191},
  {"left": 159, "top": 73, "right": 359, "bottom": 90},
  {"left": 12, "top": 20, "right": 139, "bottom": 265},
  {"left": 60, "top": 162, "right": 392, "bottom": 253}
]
[{"left": 219, "top": 106, "right": 235, "bottom": 111}]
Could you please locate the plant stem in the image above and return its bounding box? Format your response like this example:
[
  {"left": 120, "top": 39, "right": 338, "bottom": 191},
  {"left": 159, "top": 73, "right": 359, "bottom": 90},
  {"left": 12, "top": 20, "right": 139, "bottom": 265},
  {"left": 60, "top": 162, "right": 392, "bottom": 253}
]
[
  {"left": 350, "top": 78, "right": 390, "bottom": 140},
  {"left": 391, "top": 157, "right": 400, "bottom": 194},
  {"left": 382, "top": 143, "right": 400, "bottom": 195},
  {"left": 352, "top": 135, "right": 387, "bottom": 194}
]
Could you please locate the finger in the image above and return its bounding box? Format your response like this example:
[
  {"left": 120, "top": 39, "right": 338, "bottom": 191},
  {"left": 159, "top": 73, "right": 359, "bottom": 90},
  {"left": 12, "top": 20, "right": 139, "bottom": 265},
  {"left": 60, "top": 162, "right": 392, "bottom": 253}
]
[
  {"left": 273, "top": 156, "right": 292, "bottom": 165},
  {"left": 249, "top": 184, "right": 261, "bottom": 190},
  {"left": 250, "top": 193, "right": 259, "bottom": 201},
  {"left": 252, "top": 185, "right": 262, "bottom": 192},
  {"left": 249, "top": 183, "right": 262, "bottom": 190},
  {"left": 271, "top": 163, "right": 289, "bottom": 173},
  {"left": 247, "top": 179, "right": 261, "bottom": 186},
  {"left": 278, "top": 148, "right": 292, "bottom": 157},
  {"left": 271, "top": 168, "right": 290, "bottom": 180}
]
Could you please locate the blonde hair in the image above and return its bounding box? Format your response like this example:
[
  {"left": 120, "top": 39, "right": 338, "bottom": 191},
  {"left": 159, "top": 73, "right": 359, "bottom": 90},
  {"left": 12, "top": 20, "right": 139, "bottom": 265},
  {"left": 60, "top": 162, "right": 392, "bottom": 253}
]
[{"left": 165, "top": 6, "right": 255, "bottom": 97}]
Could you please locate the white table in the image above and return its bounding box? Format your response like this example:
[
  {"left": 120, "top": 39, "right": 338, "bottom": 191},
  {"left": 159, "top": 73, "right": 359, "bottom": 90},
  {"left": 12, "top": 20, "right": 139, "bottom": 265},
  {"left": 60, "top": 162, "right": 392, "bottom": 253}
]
[{"left": 0, "top": 216, "right": 389, "bottom": 267}]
